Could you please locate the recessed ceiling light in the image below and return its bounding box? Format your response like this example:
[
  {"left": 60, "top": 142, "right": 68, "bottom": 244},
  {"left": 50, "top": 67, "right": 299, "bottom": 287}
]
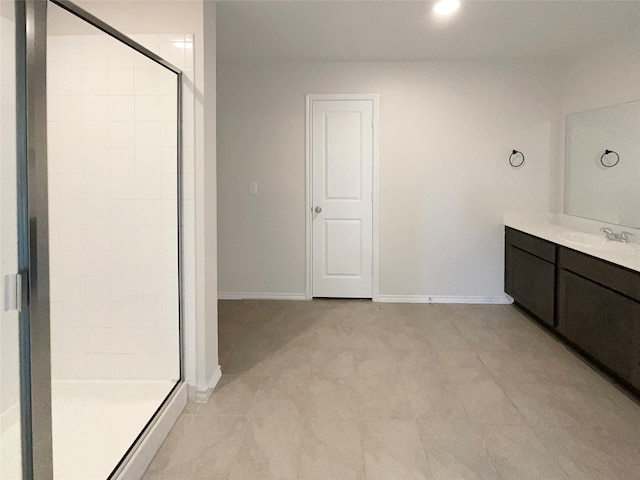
[{"left": 433, "top": 0, "right": 461, "bottom": 16}]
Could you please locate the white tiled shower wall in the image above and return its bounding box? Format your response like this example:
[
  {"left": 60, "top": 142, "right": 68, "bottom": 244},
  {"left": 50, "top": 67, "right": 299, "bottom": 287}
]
[{"left": 47, "top": 33, "right": 195, "bottom": 381}]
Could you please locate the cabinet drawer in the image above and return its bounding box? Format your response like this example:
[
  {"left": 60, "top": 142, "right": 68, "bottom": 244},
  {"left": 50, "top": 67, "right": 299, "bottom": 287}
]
[
  {"left": 558, "top": 247, "right": 640, "bottom": 302},
  {"left": 558, "top": 269, "right": 640, "bottom": 390},
  {"left": 505, "top": 227, "right": 556, "bottom": 263},
  {"left": 505, "top": 244, "right": 555, "bottom": 326}
]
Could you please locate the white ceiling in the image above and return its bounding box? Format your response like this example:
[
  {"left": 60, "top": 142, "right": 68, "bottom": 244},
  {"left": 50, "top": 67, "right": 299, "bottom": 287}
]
[{"left": 217, "top": 0, "right": 640, "bottom": 63}]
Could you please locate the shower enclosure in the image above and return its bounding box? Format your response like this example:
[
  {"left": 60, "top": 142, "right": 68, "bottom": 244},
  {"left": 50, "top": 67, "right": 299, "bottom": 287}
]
[{"left": 1, "top": 1, "right": 185, "bottom": 478}]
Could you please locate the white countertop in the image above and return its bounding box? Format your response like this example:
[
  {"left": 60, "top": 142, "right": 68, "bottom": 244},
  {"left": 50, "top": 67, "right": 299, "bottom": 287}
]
[{"left": 504, "top": 213, "right": 640, "bottom": 273}]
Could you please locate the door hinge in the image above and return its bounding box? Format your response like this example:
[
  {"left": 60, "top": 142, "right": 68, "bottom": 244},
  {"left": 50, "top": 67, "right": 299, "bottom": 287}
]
[
  {"left": 371, "top": 117, "right": 374, "bottom": 128},
  {"left": 3, "top": 273, "right": 24, "bottom": 312}
]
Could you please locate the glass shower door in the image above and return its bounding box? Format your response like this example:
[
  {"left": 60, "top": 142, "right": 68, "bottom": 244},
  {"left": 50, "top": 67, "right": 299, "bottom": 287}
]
[{"left": 0, "top": 1, "right": 22, "bottom": 478}]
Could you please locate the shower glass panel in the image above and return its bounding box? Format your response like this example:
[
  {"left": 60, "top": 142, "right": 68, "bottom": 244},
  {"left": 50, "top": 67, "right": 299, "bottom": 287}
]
[
  {"left": 0, "top": 1, "right": 22, "bottom": 479},
  {"left": 47, "top": 2, "right": 180, "bottom": 478}
]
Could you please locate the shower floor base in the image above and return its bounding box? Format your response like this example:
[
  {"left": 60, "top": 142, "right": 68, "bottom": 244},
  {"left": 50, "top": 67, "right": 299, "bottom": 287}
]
[
  {"left": 53, "top": 380, "right": 176, "bottom": 480},
  {"left": 1, "top": 380, "right": 176, "bottom": 480}
]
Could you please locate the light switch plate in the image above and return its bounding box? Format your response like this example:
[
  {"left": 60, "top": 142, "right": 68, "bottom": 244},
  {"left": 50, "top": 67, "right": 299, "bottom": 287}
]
[{"left": 249, "top": 181, "right": 258, "bottom": 195}]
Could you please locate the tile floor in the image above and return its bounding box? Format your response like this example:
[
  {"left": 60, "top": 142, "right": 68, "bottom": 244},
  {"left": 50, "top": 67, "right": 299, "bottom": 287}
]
[{"left": 143, "top": 300, "right": 640, "bottom": 480}]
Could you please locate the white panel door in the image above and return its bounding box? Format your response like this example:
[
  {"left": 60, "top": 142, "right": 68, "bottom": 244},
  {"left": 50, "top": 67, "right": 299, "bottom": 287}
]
[{"left": 311, "top": 99, "right": 373, "bottom": 298}]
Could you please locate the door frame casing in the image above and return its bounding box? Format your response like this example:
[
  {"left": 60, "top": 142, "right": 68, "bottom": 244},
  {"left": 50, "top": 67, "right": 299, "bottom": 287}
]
[{"left": 305, "top": 93, "right": 380, "bottom": 301}]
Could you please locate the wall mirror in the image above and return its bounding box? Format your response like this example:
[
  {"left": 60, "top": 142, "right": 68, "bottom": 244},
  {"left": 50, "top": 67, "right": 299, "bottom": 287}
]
[{"left": 564, "top": 100, "right": 640, "bottom": 229}]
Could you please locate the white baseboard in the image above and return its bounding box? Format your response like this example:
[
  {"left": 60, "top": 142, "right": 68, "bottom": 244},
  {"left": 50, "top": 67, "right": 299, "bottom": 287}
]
[
  {"left": 191, "top": 365, "right": 222, "bottom": 403},
  {"left": 114, "top": 382, "right": 187, "bottom": 480},
  {"left": 218, "top": 292, "right": 307, "bottom": 301},
  {"left": 377, "top": 295, "right": 513, "bottom": 304}
]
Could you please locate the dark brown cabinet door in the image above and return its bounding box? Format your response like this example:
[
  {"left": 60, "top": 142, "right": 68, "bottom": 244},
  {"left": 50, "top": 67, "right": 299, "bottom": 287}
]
[
  {"left": 558, "top": 269, "right": 640, "bottom": 390},
  {"left": 505, "top": 245, "right": 555, "bottom": 326}
]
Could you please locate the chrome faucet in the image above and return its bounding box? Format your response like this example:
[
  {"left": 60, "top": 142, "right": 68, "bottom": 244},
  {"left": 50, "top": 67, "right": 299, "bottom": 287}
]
[{"left": 600, "top": 227, "right": 634, "bottom": 243}]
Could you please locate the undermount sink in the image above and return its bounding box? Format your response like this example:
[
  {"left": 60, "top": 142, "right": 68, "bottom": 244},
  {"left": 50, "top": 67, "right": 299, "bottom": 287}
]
[
  {"left": 558, "top": 231, "right": 639, "bottom": 254},
  {"left": 558, "top": 232, "right": 609, "bottom": 249}
]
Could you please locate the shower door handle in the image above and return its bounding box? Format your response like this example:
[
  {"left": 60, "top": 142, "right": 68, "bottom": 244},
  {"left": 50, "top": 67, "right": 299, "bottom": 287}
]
[{"left": 3, "top": 273, "right": 23, "bottom": 312}]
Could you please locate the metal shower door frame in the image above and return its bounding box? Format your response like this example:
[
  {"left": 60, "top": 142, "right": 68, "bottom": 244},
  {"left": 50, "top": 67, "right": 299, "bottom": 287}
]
[{"left": 15, "top": 1, "right": 185, "bottom": 478}]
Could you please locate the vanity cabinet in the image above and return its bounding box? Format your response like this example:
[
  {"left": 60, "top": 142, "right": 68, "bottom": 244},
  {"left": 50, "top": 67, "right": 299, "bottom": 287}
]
[
  {"left": 557, "top": 247, "right": 640, "bottom": 391},
  {"left": 505, "top": 226, "right": 640, "bottom": 394},
  {"left": 504, "top": 227, "right": 556, "bottom": 327}
]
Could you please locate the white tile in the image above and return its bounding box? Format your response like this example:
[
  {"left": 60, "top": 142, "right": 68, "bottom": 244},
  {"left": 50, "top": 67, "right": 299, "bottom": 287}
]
[
  {"left": 49, "top": 174, "right": 85, "bottom": 200},
  {"left": 84, "top": 224, "right": 112, "bottom": 251},
  {"left": 136, "top": 200, "right": 164, "bottom": 226},
  {"left": 50, "top": 199, "right": 87, "bottom": 225},
  {"left": 162, "top": 199, "right": 178, "bottom": 226},
  {"left": 85, "top": 200, "right": 111, "bottom": 225},
  {"left": 111, "top": 225, "right": 137, "bottom": 252},
  {"left": 85, "top": 275, "right": 114, "bottom": 302},
  {"left": 135, "top": 96, "right": 162, "bottom": 121},
  {"left": 85, "top": 353, "right": 114, "bottom": 380},
  {"left": 51, "top": 327, "right": 86, "bottom": 354},
  {"left": 109, "top": 148, "right": 135, "bottom": 174},
  {"left": 50, "top": 250, "right": 87, "bottom": 277},
  {"left": 51, "top": 353, "right": 86, "bottom": 380},
  {"left": 110, "top": 354, "right": 138, "bottom": 380},
  {"left": 83, "top": 95, "right": 109, "bottom": 122},
  {"left": 135, "top": 301, "right": 161, "bottom": 329},
  {"left": 110, "top": 225, "right": 136, "bottom": 252},
  {"left": 133, "top": 67, "right": 162, "bottom": 95},
  {"left": 109, "top": 122, "right": 135, "bottom": 148},
  {"left": 111, "top": 303, "right": 139, "bottom": 329},
  {"left": 81, "top": 43, "right": 108, "bottom": 70},
  {"left": 108, "top": 69, "right": 134, "bottom": 95},
  {"left": 82, "top": 122, "right": 109, "bottom": 148},
  {"left": 136, "top": 274, "right": 162, "bottom": 297},
  {"left": 161, "top": 225, "right": 178, "bottom": 253},
  {"left": 49, "top": 147, "right": 85, "bottom": 174},
  {"left": 160, "top": 95, "right": 178, "bottom": 122},
  {"left": 111, "top": 276, "right": 137, "bottom": 303},
  {"left": 110, "top": 200, "right": 137, "bottom": 226},
  {"left": 135, "top": 148, "right": 164, "bottom": 173},
  {"left": 112, "top": 327, "right": 139, "bottom": 354},
  {"left": 57, "top": 69, "right": 85, "bottom": 96},
  {"left": 135, "top": 174, "right": 162, "bottom": 199},
  {"left": 135, "top": 122, "right": 162, "bottom": 148},
  {"left": 110, "top": 174, "right": 136, "bottom": 199},
  {"left": 50, "top": 275, "right": 87, "bottom": 302},
  {"left": 48, "top": 122, "right": 83, "bottom": 148},
  {"left": 56, "top": 44, "right": 84, "bottom": 70},
  {"left": 136, "top": 225, "right": 162, "bottom": 252},
  {"left": 82, "top": 70, "right": 109, "bottom": 96},
  {"left": 161, "top": 122, "right": 178, "bottom": 148},
  {"left": 161, "top": 173, "right": 178, "bottom": 200},
  {"left": 51, "top": 95, "right": 84, "bottom": 122},
  {"left": 137, "top": 328, "right": 163, "bottom": 354},
  {"left": 51, "top": 301, "right": 86, "bottom": 328},
  {"left": 85, "top": 328, "right": 113, "bottom": 354},
  {"left": 85, "top": 302, "right": 114, "bottom": 328},
  {"left": 137, "top": 353, "right": 178, "bottom": 381},
  {"left": 110, "top": 251, "right": 138, "bottom": 277},
  {"left": 84, "top": 174, "right": 111, "bottom": 200},
  {"left": 108, "top": 96, "right": 135, "bottom": 122},
  {"left": 136, "top": 250, "right": 163, "bottom": 278},
  {"left": 108, "top": 42, "right": 134, "bottom": 69},
  {"left": 83, "top": 148, "right": 110, "bottom": 174},
  {"left": 83, "top": 251, "right": 113, "bottom": 276},
  {"left": 49, "top": 224, "right": 86, "bottom": 252}
]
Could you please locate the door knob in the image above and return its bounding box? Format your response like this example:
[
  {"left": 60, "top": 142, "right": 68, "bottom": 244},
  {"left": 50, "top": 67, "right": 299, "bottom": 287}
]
[{"left": 314, "top": 206, "right": 322, "bottom": 213}]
